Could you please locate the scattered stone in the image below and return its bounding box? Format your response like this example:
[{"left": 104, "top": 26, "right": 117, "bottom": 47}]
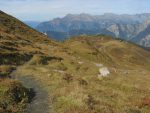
[
  {"left": 124, "top": 71, "right": 129, "bottom": 75},
  {"left": 98, "top": 67, "right": 110, "bottom": 78},
  {"left": 43, "top": 32, "right": 47, "bottom": 36},
  {"left": 63, "top": 73, "right": 73, "bottom": 83},
  {"left": 47, "top": 74, "right": 51, "bottom": 77},
  {"left": 78, "top": 61, "right": 83, "bottom": 64},
  {"left": 94, "top": 63, "right": 103, "bottom": 67}
]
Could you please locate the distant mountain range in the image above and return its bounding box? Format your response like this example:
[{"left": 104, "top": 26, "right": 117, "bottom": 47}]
[
  {"left": 24, "top": 21, "right": 41, "bottom": 28},
  {"left": 27, "top": 13, "right": 150, "bottom": 47}
]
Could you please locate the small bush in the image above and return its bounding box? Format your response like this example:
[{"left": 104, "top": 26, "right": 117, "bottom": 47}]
[
  {"left": 0, "top": 53, "right": 33, "bottom": 65},
  {"left": 86, "top": 95, "right": 97, "bottom": 110},
  {"left": 79, "top": 79, "right": 88, "bottom": 86},
  {"left": 0, "top": 79, "right": 35, "bottom": 113},
  {"left": 139, "top": 97, "right": 150, "bottom": 108},
  {"left": 7, "top": 82, "right": 35, "bottom": 103},
  {"left": 124, "top": 109, "right": 141, "bottom": 113},
  {"left": 0, "top": 65, "right": 15, "bottom": 78},
  {"left": 63, "top": 73, "right": 73, "bottom": 83},
  {"left": 39, "top": 56, "right": 63, "bottom": 65}
]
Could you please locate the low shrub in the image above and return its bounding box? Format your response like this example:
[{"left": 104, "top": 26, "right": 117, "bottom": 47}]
[
  {"left": 0, "top": 53, "right": 33, "bottom": 65},
  {"left": 63, "top": 73, "right": 73, "bottom": 83}
]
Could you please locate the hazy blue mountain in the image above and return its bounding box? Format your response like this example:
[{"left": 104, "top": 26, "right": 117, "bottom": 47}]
[
  {"left": 36, "top": 13, "right": 150, "bottom": 47},
  {"left": 46, "top": 31, "right": 69, "bottom": 40},
  {"left": 24, "top": 21, "right": 41, "bottom": 28},
  {"left": 131, "top": 25, "right": 150, "bottom": 47}
]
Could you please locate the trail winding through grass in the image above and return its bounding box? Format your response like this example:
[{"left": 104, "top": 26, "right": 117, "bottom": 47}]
[{"left": 11, "top": 67, "right": 51, "bottom": 113}]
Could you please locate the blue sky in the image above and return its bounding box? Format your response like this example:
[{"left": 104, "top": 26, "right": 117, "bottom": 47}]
[{"left": 0, "top": 0, "right": 150, "bottom": 21}]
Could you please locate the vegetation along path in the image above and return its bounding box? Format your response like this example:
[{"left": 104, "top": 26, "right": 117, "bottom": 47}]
[{"left": 11, "top": 65, "right": 52, "bottom": 113}]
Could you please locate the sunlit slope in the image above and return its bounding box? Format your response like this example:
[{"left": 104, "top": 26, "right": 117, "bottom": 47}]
[{"left": 64, "top": 35, "right": 150, "bottom": 69}]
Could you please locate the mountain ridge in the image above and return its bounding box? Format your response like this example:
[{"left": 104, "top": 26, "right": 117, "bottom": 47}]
[
  {"left": 36, "top": 13, "right": 150, "bottom": 47},
  {"left": 24, "top": 21, "right": 41, "bottom": 28}
]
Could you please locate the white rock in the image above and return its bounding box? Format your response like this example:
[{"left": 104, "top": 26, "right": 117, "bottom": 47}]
[
  {"left": 44, "top": 32, "right": 47, "bottom": 36},
  {"left": 99, "top": 67, "right": 110, "bottom": 77},
  {"left": 78, "top": 61, "right": 83, "bottom": 64},
  {"left": 53, "top": 70, "right": 64, "bottom": 73},
  {"left": 94, "top": 63, "right": 103, "bottom": 67}
]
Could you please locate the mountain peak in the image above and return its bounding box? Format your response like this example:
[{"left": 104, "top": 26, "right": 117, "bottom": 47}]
[
  {"left": 65, "top": 13, "right": 91, "bottom": 17},
  {"left": 65, "top": 13, "right": 75, "bottom": 17},
  {"left": 103, "top": 13, "right": 116, "bottom": 16},
  {"left": 63, "top": 13, "right": 94, "bottom": 22}
]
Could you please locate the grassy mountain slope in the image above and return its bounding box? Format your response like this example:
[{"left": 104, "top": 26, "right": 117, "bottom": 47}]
[
  {"left": 0, "top": 11, "right": 150, "bottom": 113},
  {"left": 0, "top": 10, "right": 59, "bottom": 113}
]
